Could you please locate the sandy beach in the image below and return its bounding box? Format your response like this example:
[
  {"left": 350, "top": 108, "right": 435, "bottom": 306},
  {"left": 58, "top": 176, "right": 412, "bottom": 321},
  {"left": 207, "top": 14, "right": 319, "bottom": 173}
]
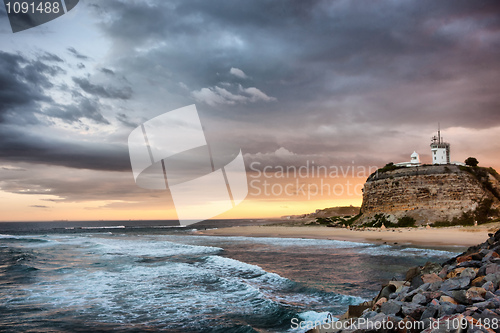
[{"left": 197, "top": 224, "right": 500, "bottom": 247}]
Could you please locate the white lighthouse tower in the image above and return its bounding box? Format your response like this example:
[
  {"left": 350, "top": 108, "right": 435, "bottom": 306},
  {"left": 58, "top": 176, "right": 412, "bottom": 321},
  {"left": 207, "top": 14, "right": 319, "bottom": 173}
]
[{"left": 430, "top": 126, "right": 450, "bottom": 165}]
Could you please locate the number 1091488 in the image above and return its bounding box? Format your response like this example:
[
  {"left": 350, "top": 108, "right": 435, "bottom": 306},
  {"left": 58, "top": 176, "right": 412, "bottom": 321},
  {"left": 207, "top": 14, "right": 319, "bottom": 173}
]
[{"left": 5, "top": 1, "right": 60, "bottom": 14}]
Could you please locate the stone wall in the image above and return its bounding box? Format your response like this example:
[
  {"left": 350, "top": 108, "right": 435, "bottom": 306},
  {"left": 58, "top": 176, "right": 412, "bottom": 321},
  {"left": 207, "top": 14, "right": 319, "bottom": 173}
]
[{"left": 360, "top": 165, "right": 500, "bottom": 225}]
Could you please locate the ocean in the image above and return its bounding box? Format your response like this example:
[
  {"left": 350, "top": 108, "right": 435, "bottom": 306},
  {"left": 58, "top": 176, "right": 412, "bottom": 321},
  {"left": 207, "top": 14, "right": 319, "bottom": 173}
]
[{"left": 0, "top": 220, "right": 463, "bottom": 332}]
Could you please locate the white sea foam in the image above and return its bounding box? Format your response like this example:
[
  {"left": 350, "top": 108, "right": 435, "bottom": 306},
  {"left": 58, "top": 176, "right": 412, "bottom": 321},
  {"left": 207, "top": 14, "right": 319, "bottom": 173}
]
[{"left": 358, "top": 244, "right": 456, "bottom": 257}]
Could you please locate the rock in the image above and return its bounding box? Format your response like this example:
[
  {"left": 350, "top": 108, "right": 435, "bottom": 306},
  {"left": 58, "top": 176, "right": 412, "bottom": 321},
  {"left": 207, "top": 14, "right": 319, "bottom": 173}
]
[
  {"left": 485, "top": 263, "right": 500, "bottom": 275},
  {"left": 449, "top": 290, "right": 468, "bottom": 304},
  {"left": 472, "top": 300, "right": 491, "bottom": 310},
  {"left": 420, "top": 306, "right": 438, "bottom": 320},
  {"left": 406, "top": 266, "right": 421, "bottom": 281},
  {"left": 481, "top": 308, "right": 500, "bottom": 320},
  {"left": 375, "top": 297, "right": 387, "bottom": 308},
  {"left": 438, "top": 266, "right": 449, "bottom": 279},
  {"left": 429, "top": 282, "right": 443, "bottom": 292},
  {"left": 456, "top": 254, "right": 473, "bottom": 263},
  {"left": 472, "top": 275, "right": 486, "bottom": 287},
  {"left": 402, "top": 302, "right": 423, "bottom": 318},
  {"left": 460, "top": 267, "right": 478, "bottom": 279},
  {"left": 429, "top": 299, "right": 440, "bottom": 307},
  {"left": 437, "top": 302, "right": 457, "bottom": 317},
  {"left": 422, "top": 273, "right": 443, "bottom": 284},
  {"left": 440, "top": 277, "right": 470, "bottom": 292},
  {"left": 412, "top": 293, "right": 427, "bottom": 305},
  {"left": 456, "top": 260, "right": 482, "bottom": 268},
  {"left": 439, "top": 295, "right": 458, "bottom": 305},
  {"left": 417, "top": 283, "right": 431, "bottom": 292},
  {"left": 466, "top": 287, "right": 487, "bottom": 303},
  {"left": 489, "top": 296, "right": 500, "bottom": 307},
  {"left": 422, "top": 262, "right": 442, "bottom": 275},
  {"left": 360, "top": 310, "right": 379, "bottom": 319},
  {"left": 424, "top": 291, "right": 443, "bottom": 300},
  {"left": 410, "top": 275, "right": 424, "bottom": 289},
  {"left": 380, "top": 300, "right": 402, "bottom": 315},
  {"left": 446, "top": 267, "right": 466, "bottom": 279},
  {"left": 484, "top": 291, "right": 496, "bottom": 300},
  {"left": 482, "top": 280, "right": 495, "bottom": 292},
  {"left": 482, "top": 251, "right": 500, "bottom": 263},
  {"left": 484, "top": 272, "right": 500, "bottom": 288}
]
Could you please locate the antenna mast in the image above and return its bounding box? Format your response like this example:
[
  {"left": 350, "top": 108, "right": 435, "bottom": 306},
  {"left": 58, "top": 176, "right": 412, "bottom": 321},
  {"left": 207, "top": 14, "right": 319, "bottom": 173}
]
[{"left": 438, "top": 123, "right": 441, "bottom": 144}]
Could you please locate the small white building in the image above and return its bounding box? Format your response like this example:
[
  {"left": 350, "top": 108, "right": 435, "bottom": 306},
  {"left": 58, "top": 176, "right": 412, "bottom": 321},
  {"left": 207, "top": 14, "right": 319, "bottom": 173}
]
[
  {"left": 395, "top": 151, "right": 420, "bottom": 167},
  {"left": 430, "top": 129, "right": 450, "bottom": 165}
]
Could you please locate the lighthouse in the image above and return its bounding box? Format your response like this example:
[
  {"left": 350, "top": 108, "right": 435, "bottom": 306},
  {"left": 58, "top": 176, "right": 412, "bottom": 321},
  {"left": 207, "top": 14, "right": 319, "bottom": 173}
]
[{"left": 430, "top": 126, "right": 450, "bottom": 165}]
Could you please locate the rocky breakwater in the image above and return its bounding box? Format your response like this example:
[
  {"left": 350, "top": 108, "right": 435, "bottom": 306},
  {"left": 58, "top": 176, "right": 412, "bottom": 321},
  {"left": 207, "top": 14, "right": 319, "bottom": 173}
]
[
  {"left": 360, "top": 165, "right": 500, "bottom": 225},
  {"left": 311, "top": 229, "right": 500, "bottom": 333}
]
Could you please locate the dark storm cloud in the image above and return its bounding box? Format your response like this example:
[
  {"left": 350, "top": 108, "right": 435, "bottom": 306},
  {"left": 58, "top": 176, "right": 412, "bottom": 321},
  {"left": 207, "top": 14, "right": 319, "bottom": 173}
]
[
  {"left": 0, "top": 127, "right": 130, "bottom": 172},
  {"left": 44, "top": 97, "right": 110, "bottom": 125},
  {"left": 72, "top": 77, "right": 132, "bottom": 99},
  {"left": 0, "top": 51, "right": 53, "bottom": 123},
  {"left": 67, "top": 47, "right": 90, "bottom": 60},
  {"left": 89, "top": 0, "right": 500, "bottom": 137},
  {"left": 0, "top": 50, "right": 111, "bottom": 127},
  {"left": 0, "top": 49, "right": 131, "bottom": 172}
]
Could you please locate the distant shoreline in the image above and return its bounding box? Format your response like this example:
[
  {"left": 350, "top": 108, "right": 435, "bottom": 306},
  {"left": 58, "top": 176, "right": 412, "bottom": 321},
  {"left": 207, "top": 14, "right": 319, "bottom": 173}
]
[{"left": 196, "top": 224, "right": 500, "bottom": 247}]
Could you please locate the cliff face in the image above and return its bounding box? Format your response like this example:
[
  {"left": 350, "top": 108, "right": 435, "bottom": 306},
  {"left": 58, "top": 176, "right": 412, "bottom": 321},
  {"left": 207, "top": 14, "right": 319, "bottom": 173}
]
[{"left": 360, "top": 165, "right": 500, "bottom": 225}]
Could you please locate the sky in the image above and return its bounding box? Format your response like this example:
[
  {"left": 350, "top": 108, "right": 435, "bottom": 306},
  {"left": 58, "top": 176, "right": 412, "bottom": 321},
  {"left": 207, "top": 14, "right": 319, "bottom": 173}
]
[{"left": 1, "top": 0, "right": 500, "bottom": 221}]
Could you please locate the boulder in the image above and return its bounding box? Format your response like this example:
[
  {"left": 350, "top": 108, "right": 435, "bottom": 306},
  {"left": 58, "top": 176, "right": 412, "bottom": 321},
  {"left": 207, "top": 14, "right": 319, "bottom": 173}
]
[
  {"left": 439, "top": 295, "right": 458, "bottom": 305},
  {"left": 466, "top": 287, "right": 487, "bottom": 303},
  {"left": 422, "top": 273, "right": 443, "bottom": 284},
  {"left": 482, "top": 280, "right": 495, "bottom": 292},
  {"left": 375, "top": 297, "right": 387, "bottom": 308},
  {"left": 440, "top": 277, "right": 470, "bottom": 292},
  {"left": 446, "top": 267, "right": 466, "bottom": 279},
  {"left": 380, "top": 300, "right": 402, "bottom": 315},
  {"left": 460, "top": 267, "right": 478, "bottom": 279},
  {"left": 420, "top": 306, "right": 438, "bottom": 320},
  {"left": 472, "top": 275, "right": 486, "bottom": 287},
  {"left": 412, "top": 293, "right": 427, "bottom": 305},
  {"left": 485, "top": 263, "right": 500, "bottom": 275},
  {"left": 437, "top": 302, "right": 457, "bottom": 317},
  {"left": 401, "top": 302, "right": 423, "bottom": 319},
  {"left": 484, "top": 272, "right": 500, "bottom": 288},
  {"left": 421, "top": 262, "right": 442, "bottom": 275}
]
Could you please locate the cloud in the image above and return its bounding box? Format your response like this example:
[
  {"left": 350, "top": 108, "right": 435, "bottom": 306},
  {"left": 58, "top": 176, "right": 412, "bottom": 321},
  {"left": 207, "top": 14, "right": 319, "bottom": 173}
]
[
  {"left": 0, "top": 51, "right": 55, "bottom": 124},
  {"left": 0, "top": 127, "right": 130, "bottom": 171},
  {"left": 44, "top": 97, "right": 110, "bottom": 125},
  {"left": 67, "top": 47, "right": 90, "bottom": 60},
  {"left": 39, "top": 52, "right": 64, "bottom": 63},
  {"left": 192, "top": 83, "right": 275, "bottom": 106},
  {"left": 72, "top": 77, "right": 132, "bottom": 99},
  {"left": 229, "top": 67, "right": 248, "bottom": 79},
  {"left": 100, "top": 67, "right": 115, "bottom": 75}
]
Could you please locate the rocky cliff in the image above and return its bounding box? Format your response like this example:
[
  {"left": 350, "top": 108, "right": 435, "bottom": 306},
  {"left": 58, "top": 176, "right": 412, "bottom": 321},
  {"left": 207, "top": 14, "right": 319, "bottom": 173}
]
[{"left": 360, "top": 165, "right": 500, "bottom": 225}]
